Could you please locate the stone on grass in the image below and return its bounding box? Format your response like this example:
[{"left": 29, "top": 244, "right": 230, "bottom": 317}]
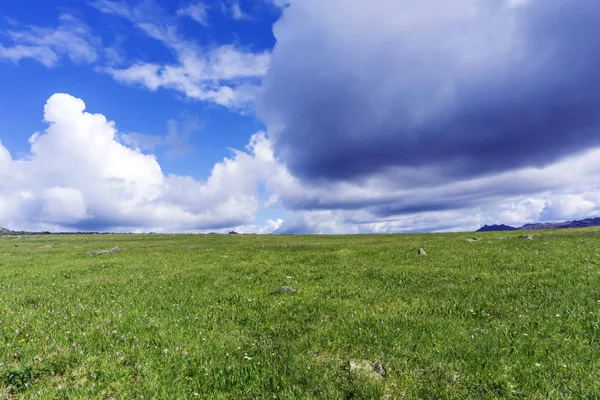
[
  {"left": 418, "top": 248, "right": 427, "bottom": 256},
  {"left": 519, "top": 235, "right": 534, "bottom": 240},
  {"left": 269, "top": 286, "right": 294, "bottom": 295},
  {"left": 372, "top": 361, "right": 386, "bottom": 376},
  {"left": 349, "top": 360, "right": 386, "bottom": 380},
  {"left": 86, "top": 246, "right": 120, "bottom": 255}
]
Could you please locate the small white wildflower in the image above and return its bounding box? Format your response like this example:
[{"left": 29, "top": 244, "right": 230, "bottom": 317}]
[{"left": 163, "top": 348, "right": 168, "bottom": 354}]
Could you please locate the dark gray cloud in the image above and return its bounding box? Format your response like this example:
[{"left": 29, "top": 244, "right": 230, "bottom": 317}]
[{"left": 259, "top": 0, "right": 600, "bottom": 184}]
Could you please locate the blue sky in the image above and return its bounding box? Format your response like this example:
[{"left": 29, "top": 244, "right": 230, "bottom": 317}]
[{"left": 1, "top": 0, "right": 600, "bottom": 233}]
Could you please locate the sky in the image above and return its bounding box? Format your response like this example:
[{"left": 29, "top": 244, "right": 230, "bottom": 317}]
[{"left": 1, "top": 0, "right": 599, "bottom": 234}]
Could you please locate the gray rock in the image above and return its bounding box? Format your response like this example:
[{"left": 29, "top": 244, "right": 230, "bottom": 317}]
[
  {"left": 418, "top": 248, "right": 427, "bottom": 256},
  {"left": 86, "top": 246, "right": 120, "bottom": 255},
  {"left": 472, "top": 237, "right": 481, "bottom": 241},
  {"left": 519, "top": 235, "right": 534, "bottom": 240},
  {"left": 269, "top": 286, "right": 294, "bottom": 295},
  {"left": 349, "top": 360, "right": 384, "bottom": 380},
  {"left": 372, "top": 361, "right": 386, "bottom": 376}
]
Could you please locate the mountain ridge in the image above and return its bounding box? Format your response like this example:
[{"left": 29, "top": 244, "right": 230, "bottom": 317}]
[{"left": 476, "top": 217, "right": 600, "bottom": 232}]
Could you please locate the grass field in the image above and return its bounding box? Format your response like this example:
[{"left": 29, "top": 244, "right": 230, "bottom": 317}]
[{"left": 1, "top": 230, "right": 600, "bottom": 399}]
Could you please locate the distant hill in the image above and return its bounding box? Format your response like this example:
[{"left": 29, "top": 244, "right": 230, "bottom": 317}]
[
  {"left": 477, "top": 217, "right": 600, "bottom": 232},
  {"left": 476, "top": 224, "right": 518, "bottom": 232},
  {"left": 520, "top": 217, "right": 600, "bottom": 231}
]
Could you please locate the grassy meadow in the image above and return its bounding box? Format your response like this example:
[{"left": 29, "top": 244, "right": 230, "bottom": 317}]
[{"left": 1, "top": 230, "right": 600, "bottom": 399}]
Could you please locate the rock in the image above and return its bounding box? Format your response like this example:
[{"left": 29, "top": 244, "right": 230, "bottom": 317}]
[
  {"left": 349, "top": 360, "right": 385, "bottom": 380},
  {"left": 372, "top": 361, "right": 386, "bottom": 376},
  {"left": 269, "top": 286, "right": 294, "bottom": 295},
  {"left": 418, "top": 248, "right": 427, "bottom": 256},
  {"left": 519, "top": 235, "right": 534, "bottom": 240},
  {"left": 39, "top": 245, "right": 53, "bottom": 249},
  {"left": 86, "top": 246, "right": 120, "bottom": 255},
  {"left": 472, "top": 237, "right": 481, "bottom": 241}
]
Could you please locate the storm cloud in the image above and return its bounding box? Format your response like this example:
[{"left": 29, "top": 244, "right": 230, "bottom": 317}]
[{"left": 260, "top": 0, "right": 600, "bottom": 183}]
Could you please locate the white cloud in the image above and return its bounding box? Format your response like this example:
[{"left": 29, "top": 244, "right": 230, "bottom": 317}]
[
  {"left": 540, "top": 195, "right": 597, "bottom": 221},
  {"left": 0, "top": 93, "right": 282, "bottom": 232},
  {"left": 104, "top": 45, "right": 270, "bottom": 108},
  {"left": 119, "top": 118, "right": 200, "bottom": 156},
  {"left": 119, "top": 132, "right": 164, "bottom": 151},
  {"left": 223, "top": 1, "right": 249, "bottom": 20},
  {"left": 91, "top": 0, "right": 271, "bottom": 109},
  {"left": 0, "top": 14, "right": 100, "bottom": 67},
  {"left": 177, "top": 3, "right": 210, "bottom": 27}
]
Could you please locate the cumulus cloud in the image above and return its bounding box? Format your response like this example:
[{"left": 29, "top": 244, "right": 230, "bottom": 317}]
[
  {"left": 0, "top": 14, "right": 100, "bottom": 67},
  {"left": 0, "top": 93, "right": 282, "bottom": 232},
  {"left": 260, "top": 0, "right": 600, "bottom": 182},
  {"left": 91, "top": 0, "right": 270, "bottom": 109}
]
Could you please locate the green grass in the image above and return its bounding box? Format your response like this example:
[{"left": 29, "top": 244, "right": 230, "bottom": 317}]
[{"left": 1, "top": 230, "right": 600, "bottom": 399}]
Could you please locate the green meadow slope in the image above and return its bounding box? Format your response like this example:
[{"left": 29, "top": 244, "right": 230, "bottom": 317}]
[{"left": 1, "top": 231, "right": 599, "bottom": 399}]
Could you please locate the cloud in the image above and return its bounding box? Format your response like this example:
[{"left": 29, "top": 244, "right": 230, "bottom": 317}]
[
  {"left": 260, "top": 0, "right": 600, "bottom": 183},
  {"left": 221, "top": 1, "right": 249, "bottom": 20},
  {"left": 177, "top": 3, "right": 210, "bottom": 27},
  {"left": 540, "top": 194, "right": 597, "bottom": 221},
  {"left": 246, "top": 0, "right": 600, "bottom": 233},
  {"left": 119, "top": 132, "right": 164, "bottom": 151},
  {"left": 0, "top": 93, "right": 281, "bottom": 232},
  {"left": 91, "top": 0, "right": 271, "bottom": 109},
  {"left": 164, "top": 118, "right": 198, "bottom": 156},
  {"left": 265, "top": 143, "right": 600, "bottom": 233},
  {"left": 119, "top": 116, "right": 201, "bottom": 156},
  {"left": 230, "top": 2, "right": 247, "bottom": 20},
  {"left": 0, "top": 14, "right": 100, "bottom": 67}
]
